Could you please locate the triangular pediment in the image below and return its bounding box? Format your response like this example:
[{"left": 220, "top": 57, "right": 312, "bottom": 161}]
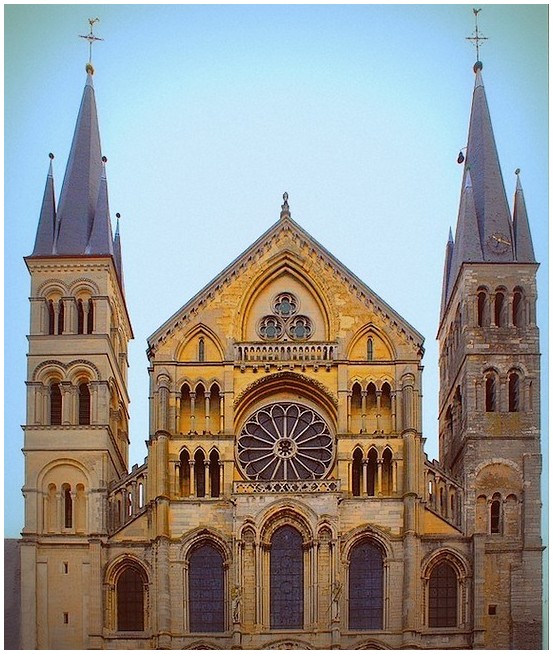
[{"left": 147, "top": 215, "right": 423, "bottom": 356}]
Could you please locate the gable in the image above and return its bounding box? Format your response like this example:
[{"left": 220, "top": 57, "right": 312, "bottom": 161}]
[{"left": 147, "top": 216, "right": 424, "bottom": 360}]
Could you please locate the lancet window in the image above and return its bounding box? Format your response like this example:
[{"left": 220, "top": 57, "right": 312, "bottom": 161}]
[
  {"left": 428, "top": 561, "right": 458, "bottom": 627},
  {"left": 348, "top": 540, "right": 384, "bottom": 630},
  {"left": 270, "top": 526, "right": 303, "bottom": 629},
  {"left": 50, "top": 382, "right": 62, "bottom": 425},
  {"left": 116, "top": 566, "right": 146, "bottom": 631},
  {"left": 188, "top": 544, "right": 225, "bottom": 632}
]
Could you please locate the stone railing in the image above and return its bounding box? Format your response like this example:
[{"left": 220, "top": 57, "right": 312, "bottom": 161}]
[
  {"left": 234, "top": 342, "right": 338, "bottom": 367},
  {"left": 234, "top": 479, "right": 340, "bottom": 494}
]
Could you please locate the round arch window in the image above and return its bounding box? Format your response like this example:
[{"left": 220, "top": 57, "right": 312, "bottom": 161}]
[{"left": 237, "top": 402, "right": 334, "bottom": 481}]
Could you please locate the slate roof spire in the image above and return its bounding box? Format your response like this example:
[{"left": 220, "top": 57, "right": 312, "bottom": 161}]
[
  {"left": 442, "top": 57, "right": 521, "bottom": 313},
  {"left": 53, "top": 69, "right": 104, "bottom": 254},
  {"left": 31, "top": 154, "right": 57, "bottom": 256},
  {"left": 113, "top": 213, "right": 125, "bottom": 292},
  {"left": 512, "top": 170, "right": 536, "bottom": 262},
  {"left": 85, "top": 156, "right": 114, "bottom": 255}
]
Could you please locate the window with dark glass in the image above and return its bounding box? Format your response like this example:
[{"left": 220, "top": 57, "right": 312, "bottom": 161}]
[
  {"left": 428, "top": 562, "right": 457, "bottom": 627},
  {"left": 485, "top": 377, "right": 496, "bottom": 412},
  {"left": 348, "top": 540, "right": 384, "bottom": 630},
  {"left": 508, "top": 373, "right": 520, "bottom": 412},
  {"left": 270, "top": 526, "right": 303, "bottom": 629},
  {"left": 117, "top": 567, "right": 145, "bottom": 631},
  {"left": 180, "top": 449, "right": 190, "bottom": 496},
  {"left": 58, "top": 299, "right": 65, "bottom": 335},
  {"left": 87, "top": 299, "right": 94, "bottom": 334},
  {"left": 494, "top": 292, "right": 505, "bottom": 327},
  {"left": 367, "top": 449, "right": 377, "bottom": 496},
  {"left": 490, "top": 497, "right": 501, "bottom": 534},
  {"left": 381, "top": 448, "right": 393, "bottom": 495},
  {"left": 77, "top": 300, "right": 85, "bottom": 334},
  {"left": 194, "top": 450, "right": 206, "bottom": 497},
  {"left": 189, "top": 544, "right": 225, "bottom": 632},
  {"left": 63, "top": 484, "right": 72, "bottom": 528},
  {"left": 512, "top": 291, "right": 522, "bottom": 326},
  {"left": 477, "top": 290, "right": 487, "bottom": 327},
  {"left": 352, "top": 448, "right": 363, "bottom": 497},
  {"left": 198, "top": 337, "right": 205, "bottom": 362},
  {"left": 48, "top": 300, "right": 55, "bottom": 335},
  {"left": 78, "top": 382, "right": 91, "bottom": 425},
  {"left": 367, "top": 337, "right": 374, "bottom": 361},
  {"left": 209, "top": 450, "right": 220, "bottom": 497},
  {"left": 50, "top": 382, "right": 62, "bottom": 425}
]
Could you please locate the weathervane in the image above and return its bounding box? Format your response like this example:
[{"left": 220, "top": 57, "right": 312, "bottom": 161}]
[
  {"left": 79, "top": 17, "right": 103, "bottom": 74},
  {"left": 466, "top": 8, "right": 488, "bottom": 68}
]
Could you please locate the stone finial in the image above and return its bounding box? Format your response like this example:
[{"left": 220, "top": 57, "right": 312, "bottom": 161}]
[{"left": 280, "top": 192, "right": 290, "bottom": 219}]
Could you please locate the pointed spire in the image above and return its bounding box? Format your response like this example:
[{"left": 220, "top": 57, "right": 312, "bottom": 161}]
[
  {"left": 86, "top": 156, "right": 114, "bottom": 255},
  {"left": 54, "top": 71, "right": 103, "bottom": 254},
  {"left": 440, "top": 228, "right": 455, "bottom": 318},
  {"left": 460, "top": 66, "right": 514, "bottom": 262},
  {"left": 512, "top": 170, "right": 536, "bottom": 262},
  {"left": 31, "top": 154, "right": 57, "bottom": 256},
  {"left": 113, "top": 213, "right": 125, "bottom": 293},
  {"left": 446, "top": 171, "right": 484, "bottom": 304},
  {"left": 280, "top": 192, "right": 291, "bottom": 219}
]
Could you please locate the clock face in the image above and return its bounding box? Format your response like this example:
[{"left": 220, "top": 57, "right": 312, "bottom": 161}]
[{"left": 487, "top": 232, "right": 511, "bottom": 254}]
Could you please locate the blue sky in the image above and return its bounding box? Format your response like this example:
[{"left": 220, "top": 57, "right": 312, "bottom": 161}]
[{"left": 4, "top": 4, "right": 548, "bottom": 538}]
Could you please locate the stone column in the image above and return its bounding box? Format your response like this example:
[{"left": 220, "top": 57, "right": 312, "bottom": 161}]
[
  {"left": 361, "top": 390, "right": 367, "bottom": 433},
  {"left": 155, "top": 536, "right": 172, "bottom": 649},
  {"left": 189, "top": 392, "right": 196, "bottom": 432},
  {"left": 376, "top": 390, "right": 382, "bottom": 432},
  {"left": 205, "top": 392, "right": 211, "bottom": 433}
]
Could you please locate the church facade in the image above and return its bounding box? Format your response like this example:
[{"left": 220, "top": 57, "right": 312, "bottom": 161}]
[{"left": 19, "top": 55, "right": 542, "bottom": 650}]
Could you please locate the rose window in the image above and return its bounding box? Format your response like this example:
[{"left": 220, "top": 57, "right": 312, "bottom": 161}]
[
  {"left": 237, "top": 402, "right": 334, "bottom": 480},
  {"left": 259, "top": 316, "right": 283, "bottom": 340},
  {"left": 287, "top": 315, "right": 312, "bottom": 340}
]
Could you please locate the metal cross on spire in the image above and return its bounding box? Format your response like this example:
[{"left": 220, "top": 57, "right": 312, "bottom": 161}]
[
  {"left": 79, "top": 17, "right": 103, "bottom": 74},
  {"left": 466, "top": 8, "right": 488, "bottom": 67}
]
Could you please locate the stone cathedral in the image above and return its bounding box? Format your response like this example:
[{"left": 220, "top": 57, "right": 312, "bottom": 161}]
[{"left": 19, "top": 50, "right": 542, "bottom": 650}]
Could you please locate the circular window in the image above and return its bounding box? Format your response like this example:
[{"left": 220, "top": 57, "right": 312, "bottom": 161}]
[{"left": 237, "top": 402, "right": 334, "bottom": 481}]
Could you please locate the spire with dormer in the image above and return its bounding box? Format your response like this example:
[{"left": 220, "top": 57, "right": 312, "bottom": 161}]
[
  {"left": 512, "top": 170, "right": 536, "bottom": 262},
  {"left": 31, "top": 154, "right": 56, "bottom": 256}
]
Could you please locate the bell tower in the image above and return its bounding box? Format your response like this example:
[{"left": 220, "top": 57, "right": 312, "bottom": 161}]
[
  {"left": 20, "top": 61, "right": 132, "bottom": 648},
  {"left": 437, "top": 50, "right": 542, "bottom": 650}
]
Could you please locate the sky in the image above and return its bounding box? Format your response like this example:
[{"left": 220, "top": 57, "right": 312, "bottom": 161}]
[{"left": 4, "top": 4, "right": 548, "bottom": 539}]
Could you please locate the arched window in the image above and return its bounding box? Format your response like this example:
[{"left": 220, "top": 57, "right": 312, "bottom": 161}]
[
  {"left": 382, "top": 448, "right": 393, "bottom": 495},
  {"left": 198, "top": 337, "right": 205, "bottom": 362},
  {"left": 209, "top": 450, "right": 220, "bottom": 498},
  {"left": 48, "top": 300, "right": 55, "bottom": 335},
  {"left": 428, "top": 561, "right": 457, "bottom": 627},
  {"left": 367, "top": 383, "right": 377, "bottom": 411},
  {"left": 194, "top": 450, "right": 206, "bottom": 498},
  {"left": 351, "top": 383, "right": 362, "bottom": 433},
  {"left": 77, "top": 300, "right": 85, "bottom": 334},
  {"left": 477, "top": 290, "right": 488, "bottom": 327},
  {"left": 490, "top": 494, "right": 501, "bottom": 534},
  {"left": 117, "top": 567, "right": 145, "bottom": 631},
  {"left": 508, "top": 372, "right": 520, "bottom": 412},
  {"left": 494, "top": 292, "right": 505, "bottom": 327},
  {"left": 512, "top": 289, "right": 524, "bottom": 327},
  {"left": 78, "top": 382, "right": 91, "bottom": 425},
  {"left": 367, "top": 449, "right": 377, "bottom": 497},
  {"left": 62, "top": 483, "right": 72, "bottom": 529},
  {"left": 352, "top": 448, "right": 363, "bottom": 497},
  {"left": 180, "top": 449, "right": 190, "bottom": 497},
  {"left": 348, "top": 540, "right": 384, "bottom": 630},
  {"left": 270, "top": 526, "right": 303, "bottom": 629},
  {"left": 367, "top": 337, "right": 374, "bottom": 361},
  {"left": 189, "top": 544, "right": 225, "bottom": 632},
  {"left": 87, "top": 299, "right": 94, "bottom": 334},
  {"left": 58, "top": 299, "right": 65, "bottom": 335},
  {"left": 50, "top": 382, "right": 62, "bottom": 425},
  {"left": 485, "top": 376, "right": 497, "bottom": 412}
]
